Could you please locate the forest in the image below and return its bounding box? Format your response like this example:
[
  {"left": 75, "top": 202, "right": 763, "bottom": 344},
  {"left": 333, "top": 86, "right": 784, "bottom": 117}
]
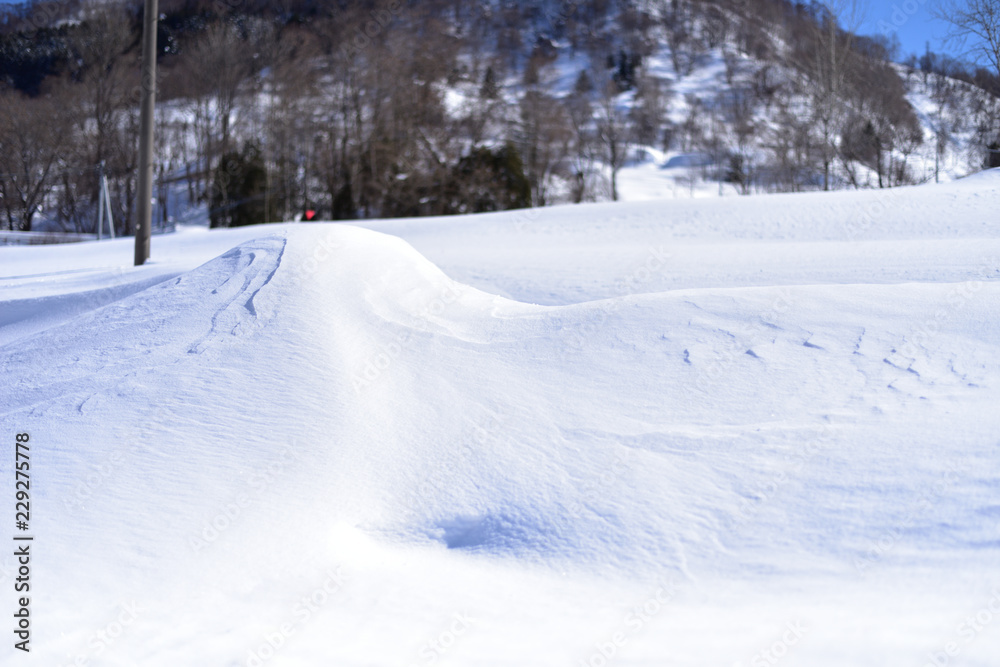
[{"left": 1, "top": 0, "right": 999, "bottom": 233}]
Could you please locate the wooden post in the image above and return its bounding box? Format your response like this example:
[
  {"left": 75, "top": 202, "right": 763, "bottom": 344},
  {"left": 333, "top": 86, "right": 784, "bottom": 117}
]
[{"left": 135, "top": 0, "right": 158, "bottom": 265}]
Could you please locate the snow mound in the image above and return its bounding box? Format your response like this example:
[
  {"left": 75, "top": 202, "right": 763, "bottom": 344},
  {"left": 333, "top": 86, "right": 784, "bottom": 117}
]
[
  {"left": 7, "top": 225, "right": 998, "bottom": 575},
  {"left": 2, "top": 216, "right": 999, "bottom": 665},
  {"left": 952, "top": 165, "right": 1000, "bottom": 185}
]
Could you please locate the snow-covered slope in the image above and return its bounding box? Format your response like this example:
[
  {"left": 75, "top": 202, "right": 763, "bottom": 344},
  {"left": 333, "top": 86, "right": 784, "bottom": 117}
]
[{"left": 1, "top": 172, "right": 999, "bottom": 665}]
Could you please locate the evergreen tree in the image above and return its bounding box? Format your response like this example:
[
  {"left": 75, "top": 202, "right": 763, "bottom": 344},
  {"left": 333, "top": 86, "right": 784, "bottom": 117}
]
[{"left": 210, "top": 143, "right": 273, "bottom": 228}]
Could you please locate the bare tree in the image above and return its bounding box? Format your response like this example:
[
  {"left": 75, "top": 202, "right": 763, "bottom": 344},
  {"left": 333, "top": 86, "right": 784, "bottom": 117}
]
[
  {"left": 519, "top": 90, "right": 572, "bottom": 206},
  {"left": 60, "top": 2, "right": 140, "bottom": 233},
  {"left": 928, "top": 75, "right": 963, "bottom": 182},
  {"left": 658, "top": 0, "right": 696, "bottom": 77},
  {"left": 766, "top": 99, "right": 817, "bottom": 192},
  {"left": 70, "top": 3, "right": 133, "bottom": 169},
  {"left": 629, "top": 74, "right": 669, "bottom": 147},
  {"left": 0, "top": 92, "right": 65, "bottom": 231},
  {"left": 679, "top": 93, "right": 705, "bottom": 152},
  {"left": 936, "top": 0, "right": 1000, "bottom": 79},
  {"left": 256, "top": 22, "right": 319, "bottom": 221},
  {"left": 716, "top": 86, "right": 758, "bottom": 194},
  {"left": 458, "top": 62, "right": 507, "bottom": 149},
  {"left": 596, "top": 79, "right": 629, "bottom": 201},
  {"left": 564, "top": 70, "right": 597, "bottom": 203},
  {"left": 184, "top": 22, "right": 255, "bottom": 194},
  {"left": 808, "top": 0, "right": 865, "bottom": 190}
]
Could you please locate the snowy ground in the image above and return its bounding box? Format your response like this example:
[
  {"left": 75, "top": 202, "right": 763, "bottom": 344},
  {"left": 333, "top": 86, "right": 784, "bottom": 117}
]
[{"left": 2, "top": 172, "right": 1000, "bottom": 666}]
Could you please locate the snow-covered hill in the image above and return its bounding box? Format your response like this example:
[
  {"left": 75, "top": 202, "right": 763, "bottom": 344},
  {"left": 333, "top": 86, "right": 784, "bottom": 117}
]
[
  {"left": 9, "top": 0, "right": 1000, "bottom": 238},
  {"left": 1, "top": 172, "right": 1000, "bottom": 665}
]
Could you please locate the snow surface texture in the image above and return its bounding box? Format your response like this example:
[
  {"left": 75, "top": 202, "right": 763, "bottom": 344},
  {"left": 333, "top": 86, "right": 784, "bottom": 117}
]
[{"left": 2, "top": 173, "right": 1000, "bottom": 666}]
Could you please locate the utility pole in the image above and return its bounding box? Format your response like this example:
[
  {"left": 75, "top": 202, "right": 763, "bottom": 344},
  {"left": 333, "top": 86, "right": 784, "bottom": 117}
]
[{"left": 135, "top": 0, "right": 158, "bottom": 266}]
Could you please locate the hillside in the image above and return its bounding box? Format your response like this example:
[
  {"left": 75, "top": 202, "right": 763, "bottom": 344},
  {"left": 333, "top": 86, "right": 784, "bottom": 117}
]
[{"left": 2, "top": 0, "right": 999, "bottom": 236}]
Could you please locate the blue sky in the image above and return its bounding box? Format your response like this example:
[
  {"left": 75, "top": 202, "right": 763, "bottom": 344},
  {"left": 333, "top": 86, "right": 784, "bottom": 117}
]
[{"left": 857, "top": 0, "right": 957, "bottom": 60}]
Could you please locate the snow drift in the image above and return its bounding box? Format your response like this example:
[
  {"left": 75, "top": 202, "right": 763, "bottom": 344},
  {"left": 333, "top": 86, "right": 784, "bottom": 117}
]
[{"left": 2, "top": 175, "right": 1000, "bottom": 665}]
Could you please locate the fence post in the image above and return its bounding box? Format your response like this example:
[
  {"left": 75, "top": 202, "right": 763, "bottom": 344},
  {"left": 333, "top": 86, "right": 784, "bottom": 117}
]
[
  {"left": 103, "top": 169, "right": 115, "bottom": 239},
  {"left": 96, "top": 163, "right": 104, "bottom": 241}
]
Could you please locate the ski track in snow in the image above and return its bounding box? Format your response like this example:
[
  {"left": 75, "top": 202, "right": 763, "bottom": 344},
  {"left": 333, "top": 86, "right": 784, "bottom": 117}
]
[{"left": 188, "top": 237, "right": 287, "bottom": 354}]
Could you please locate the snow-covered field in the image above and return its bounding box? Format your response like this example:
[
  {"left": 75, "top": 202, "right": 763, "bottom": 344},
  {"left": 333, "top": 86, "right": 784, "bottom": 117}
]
[{"left": 2, "top": 172, "right": 999, "bottom": 666}]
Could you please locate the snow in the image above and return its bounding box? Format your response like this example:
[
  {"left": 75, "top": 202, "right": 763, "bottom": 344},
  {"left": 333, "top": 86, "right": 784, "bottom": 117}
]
[{"left": 2, "top": 171, "right": 1000, "bottom": 665}]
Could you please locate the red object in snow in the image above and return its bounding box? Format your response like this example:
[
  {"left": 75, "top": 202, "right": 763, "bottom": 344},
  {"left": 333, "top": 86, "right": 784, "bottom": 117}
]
[{"left": 305, "top": 210, "right": 316, "bottom": 221}]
